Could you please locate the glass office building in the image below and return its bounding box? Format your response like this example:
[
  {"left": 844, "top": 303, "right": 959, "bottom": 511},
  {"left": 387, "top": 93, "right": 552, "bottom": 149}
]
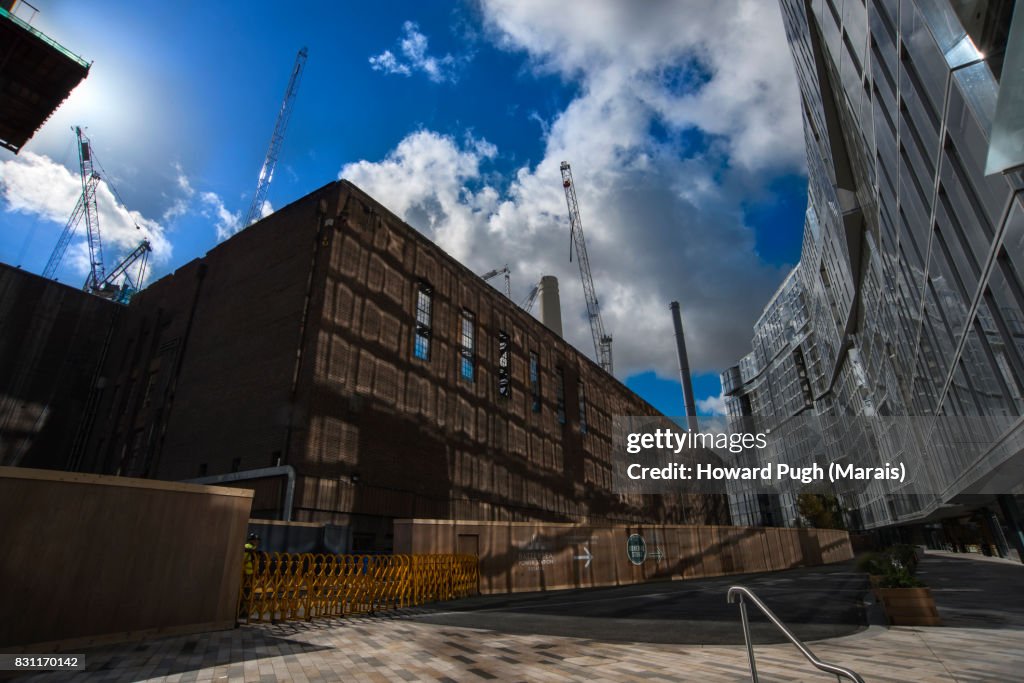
[{"left": 723, "top": 0, "right": 1024, "bottom": 554}]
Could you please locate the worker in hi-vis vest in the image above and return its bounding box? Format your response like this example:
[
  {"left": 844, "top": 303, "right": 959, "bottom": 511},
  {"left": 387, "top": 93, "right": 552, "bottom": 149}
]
[
  {"left": 239, "top": 532, "right": 259, "bottom": 619},
  {"left": 244, "top": 533, "right": 260, "bottom": 575}
]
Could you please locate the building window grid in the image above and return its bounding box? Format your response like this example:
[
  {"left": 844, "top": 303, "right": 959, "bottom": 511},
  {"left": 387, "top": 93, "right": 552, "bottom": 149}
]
[
  {"left": 414, "top": 282, "right": 433, "bottom": 360},
  {"left": 578, "top": 383, "right": 588, "bottom": 433},
  {"left": 497, "top": 330, "right": 511, "bottom": 398},
  {"left": 529, "top": 352, "right": 541, "bottom": 412},
  {"left": 460, "top": 310, "right": 475, "bottom": 382},
  {"left": 555, "top": 368, "right": 567, "bottom": 425}
]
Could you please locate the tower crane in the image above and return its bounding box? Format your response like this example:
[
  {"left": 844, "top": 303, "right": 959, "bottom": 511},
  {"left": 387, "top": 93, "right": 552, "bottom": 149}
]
[
  {"left": 41, "top": 155, "right": 99, "bottom": 281},
  {"left": 520, "top": 279, "right": 541, "bottom": 311},
  {"left": 560, "top": 161, "right": 613, "bottom": 375},
  {"left": 480, "top": 264, "right": 511, "bottom": 298},
  {"left": 102, "top": 239, "right": 152, "bottom": 304},
  {"left": 43, "top": 126, "right": 153, "bottom": 303},
  {"left": 45, "top": 126, "right": 106, "bottom": 288},
  {"left": 243, "top": 47, "right": 307, "bottom": 227}
]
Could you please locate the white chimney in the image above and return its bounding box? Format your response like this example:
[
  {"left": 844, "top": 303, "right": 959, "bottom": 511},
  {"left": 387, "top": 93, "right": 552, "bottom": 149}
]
[{"left": 538, "top": 275, "right": 563, "bottom": 337}]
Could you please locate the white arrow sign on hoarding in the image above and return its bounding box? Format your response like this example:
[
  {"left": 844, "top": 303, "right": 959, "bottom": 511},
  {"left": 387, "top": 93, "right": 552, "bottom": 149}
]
[{"left": 574, "top": 545, "right": 593, "bottom": 568}]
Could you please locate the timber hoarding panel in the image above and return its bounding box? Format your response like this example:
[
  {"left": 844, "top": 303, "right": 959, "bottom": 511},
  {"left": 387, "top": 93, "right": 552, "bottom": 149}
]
[
  {"left": 395, "top": 519, "right": 853, "bottom": 594},
  {"left": 0, "top": 467, "right": 253, "bottom": 651}
]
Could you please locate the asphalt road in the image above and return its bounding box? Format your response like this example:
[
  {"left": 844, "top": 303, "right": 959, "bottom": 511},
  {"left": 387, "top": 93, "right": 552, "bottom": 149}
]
[
  {"left": 408, "top": 561, "right": 869, "bottom": 645},
  {"left": 917, "top": 552, "right": 1024, "bottom": 629}
]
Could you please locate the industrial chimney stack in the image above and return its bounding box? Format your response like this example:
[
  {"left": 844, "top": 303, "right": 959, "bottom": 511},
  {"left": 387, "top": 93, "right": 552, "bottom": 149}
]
[
  {"left": 538, "top": 275, "right": 563, "bottom": 337},
  {"left": 670, "top": 301, "right": 699, "bottom": 431}
]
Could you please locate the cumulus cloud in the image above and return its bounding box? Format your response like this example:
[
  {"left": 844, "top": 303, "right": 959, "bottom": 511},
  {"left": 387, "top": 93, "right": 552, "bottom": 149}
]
[
  {"left": 369, "top": 21, "right": 467, "bottom": 83},
  {"left": 698, "top": 393, "right": 727, "bottom": 416},
  {"left": 339, "top": 125, "right": 786, "bottom": 375},
  {"left": 162, "top": 162, "right": 195, "bottom": 221},
  {"left": 159, "top": 162, "right": 263, "bottom": 241},
  {"left": 479, "top": 0, "right": 804, "bottom": 172},
  {"left": 200, "top": 191, "right": 242, "bottom": 241},
  {"left": 341, "top": 131, "right": 498, "bottom": 263},
  {"left": 338, "top": 1, "right": 801, "bottom": 379},
  {"left": 0, "top": 152, "right": 172, "bottom": 282}
]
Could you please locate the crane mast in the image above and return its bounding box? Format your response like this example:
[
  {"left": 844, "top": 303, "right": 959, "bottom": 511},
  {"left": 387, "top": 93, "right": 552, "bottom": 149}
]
[
  {"left": 243, "top": 47, "right": 307, "bottom": 227},
  {"left": 42, "top": 171, "right": 99, "bottom": 280},
  {"left": 75, "top": 126, "right": 106, "bottom": 291},
  {"left": 560, "top": 161, "right": 613, "bottom": 375}
]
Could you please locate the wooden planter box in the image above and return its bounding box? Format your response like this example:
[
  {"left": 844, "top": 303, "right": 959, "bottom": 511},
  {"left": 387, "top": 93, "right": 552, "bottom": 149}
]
[{"left": 875, "top": 587, "right": 942, "bottom": 626}]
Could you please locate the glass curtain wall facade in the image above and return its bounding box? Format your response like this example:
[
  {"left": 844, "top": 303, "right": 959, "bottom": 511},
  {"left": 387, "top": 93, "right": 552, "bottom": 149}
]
[{"left": 724, "top": 0, "right": 1024, "bottom": 532}]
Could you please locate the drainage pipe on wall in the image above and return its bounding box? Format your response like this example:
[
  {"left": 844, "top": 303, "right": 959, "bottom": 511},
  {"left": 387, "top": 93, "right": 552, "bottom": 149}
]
[{"left": 184, "top": 465, "right": 295, "bottom": 522}]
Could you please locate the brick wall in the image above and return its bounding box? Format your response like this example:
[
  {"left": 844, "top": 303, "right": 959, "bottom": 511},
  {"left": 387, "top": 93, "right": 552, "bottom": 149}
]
[
  {"left": 81, "top": 181, "right": 727, "bottom": 537},
  {"left": 0, "top": 265, "right": 119, "bottom": 470}
]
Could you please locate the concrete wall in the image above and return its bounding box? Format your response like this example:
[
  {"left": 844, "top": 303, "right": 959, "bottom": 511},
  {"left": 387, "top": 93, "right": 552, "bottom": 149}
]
[
  {"left": 0, "top": 467, "right": 252, "bottom": 652},
  {"left": 395, "top": 519, "right": 853, "bottom": 594}
]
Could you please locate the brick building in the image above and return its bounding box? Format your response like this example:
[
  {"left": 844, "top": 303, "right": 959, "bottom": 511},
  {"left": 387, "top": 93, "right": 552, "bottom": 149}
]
[
  {"left": 74, "top": 181, "right": 725, "bottom": 549},
  {"left": 0, "top": 265, "right": 120, "bottom": 470}
]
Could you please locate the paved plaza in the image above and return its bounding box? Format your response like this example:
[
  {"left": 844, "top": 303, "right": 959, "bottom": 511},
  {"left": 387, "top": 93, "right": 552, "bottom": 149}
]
[{"left": 15, "top": 552, "right": 1024, "bottom": 682}]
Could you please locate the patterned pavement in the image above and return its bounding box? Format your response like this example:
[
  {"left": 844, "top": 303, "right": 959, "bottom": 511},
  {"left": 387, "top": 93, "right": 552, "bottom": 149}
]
[
  {"left": 15, "top": 551, "right": 1024, "bottom": 682},
  {"left": 12, "top": 608, "right": 1021, "bottom": 682}
]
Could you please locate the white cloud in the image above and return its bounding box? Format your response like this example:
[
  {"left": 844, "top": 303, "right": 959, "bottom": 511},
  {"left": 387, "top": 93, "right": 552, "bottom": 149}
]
[
  {"left": 163, "top": 162, "right": 195, "bottom": 221},
  {"left": 697, "top": 393, "right": 727, "bottom": 416},
  {"left": 161, "top": 163, "right": 261, "bottom": 241},
  {"left": 341, "top": 130, "right": 498, "bottom": 264},
  {"left": 339, "top": 1, "right": 803, "bottom": 379},
  {"left": 0, "top": 152, "right": 172, "bottom": 282},
  {"left": 200, "top": 191, "right": 242, "bottom": 242},
  {"left": 479, "top": 0, "right": 804, "bottom": 172},
  {"left": 368, "top": 50, "right": 410, "bottom": 77},
  {"left": 369, "top": 21, "right": 466, "bottom": 83},
  {"left": 260, "top": 199, "right": 274, "bottom": 219}
]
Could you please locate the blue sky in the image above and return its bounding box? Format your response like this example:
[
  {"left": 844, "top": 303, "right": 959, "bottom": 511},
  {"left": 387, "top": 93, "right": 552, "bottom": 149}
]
[{"left": 0, "top": 0, "right": 808, "bottom": 417}]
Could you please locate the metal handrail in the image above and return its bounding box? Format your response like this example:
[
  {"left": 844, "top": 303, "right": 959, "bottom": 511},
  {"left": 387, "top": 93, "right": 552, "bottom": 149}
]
[{"left": 727, "top": 585, "right": 864, "bottom": 683}]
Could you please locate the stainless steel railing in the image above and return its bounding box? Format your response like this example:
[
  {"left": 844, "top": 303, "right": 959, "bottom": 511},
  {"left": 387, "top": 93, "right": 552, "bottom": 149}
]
[{"left": 727, "top": 585, "right": 864, "bottom": 683}]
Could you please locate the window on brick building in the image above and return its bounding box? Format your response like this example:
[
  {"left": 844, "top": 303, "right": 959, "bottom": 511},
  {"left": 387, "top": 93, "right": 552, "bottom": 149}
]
[
  {"left": 497, "top": 331, "right": 511, "bottom": 398},
  {"left": 529, "top": 351, "right": 541, "bottom": 412},
  {"left": 414, "top": 281, "right": 433, "bottom": 360},
  {"left": 555, "top": 368, "right": 566, "bottom": 424},
  {"left": 578, "top": 382, "right": 588, "bottom": 433},
  {"left": 460, "top": 310, "right": 475, "bottom": 382}
]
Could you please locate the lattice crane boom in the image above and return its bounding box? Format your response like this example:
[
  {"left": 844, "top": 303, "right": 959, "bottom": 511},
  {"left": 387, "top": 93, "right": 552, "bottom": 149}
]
[
  {"left": 102, "top": 239, "right": 151, "bottom": 292},
  {"left": 74, "top": 126, "right": 106, "bottom": 291},
  {"left": 480, "top": 264, "right": 512, "bottom": 298},
  {"left": 521, "top": 281, "right": 541, "bottom": 311},
  {"left": 42, "top": 170, "right": 98, "bottom": 280},
  {"left": 244, "top": 47, "right": 307, "bottom": 227},
  {"left": 560, "top": 161, "right": 613, "bottom": 374}
]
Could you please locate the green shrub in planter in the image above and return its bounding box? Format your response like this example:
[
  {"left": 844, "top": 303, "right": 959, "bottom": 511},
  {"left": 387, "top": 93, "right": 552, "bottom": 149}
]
[
  {"left": 855, "top": 552, "right": 886, "bottom": 575},
  {"left": 888, "top": 544, "right": 919, "bottom": 574},
  {"left": 879, "top": 563, "right": 924, "bottom": 589}
]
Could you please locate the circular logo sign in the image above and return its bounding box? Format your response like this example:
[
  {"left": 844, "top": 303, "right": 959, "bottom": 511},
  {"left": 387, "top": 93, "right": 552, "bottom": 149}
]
[{"left": 626, "top": 534, "right": 647, "bottom": 565}]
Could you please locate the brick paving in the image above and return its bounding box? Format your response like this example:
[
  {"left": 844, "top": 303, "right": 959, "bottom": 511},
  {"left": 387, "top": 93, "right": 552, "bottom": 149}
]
[
  {"left": 14, "top": 610, "right": 1023, "bottom": 682},
  {"left": 15, "top": 552, "right": 1024, "bottom": 682}
]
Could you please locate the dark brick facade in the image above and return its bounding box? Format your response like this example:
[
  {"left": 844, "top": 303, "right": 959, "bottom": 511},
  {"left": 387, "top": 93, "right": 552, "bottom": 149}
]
[
  {"left": 0, "top": 265, "right": 119, "bottom": 469},
  {"left": 78, "top": 181, "right": 727, "bottom": 542}
]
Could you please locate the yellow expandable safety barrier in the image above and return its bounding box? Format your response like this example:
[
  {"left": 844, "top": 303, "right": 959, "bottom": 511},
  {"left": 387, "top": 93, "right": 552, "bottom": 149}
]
[{"left": 238, "top": 553, "right": 479, "bottom": 623}]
